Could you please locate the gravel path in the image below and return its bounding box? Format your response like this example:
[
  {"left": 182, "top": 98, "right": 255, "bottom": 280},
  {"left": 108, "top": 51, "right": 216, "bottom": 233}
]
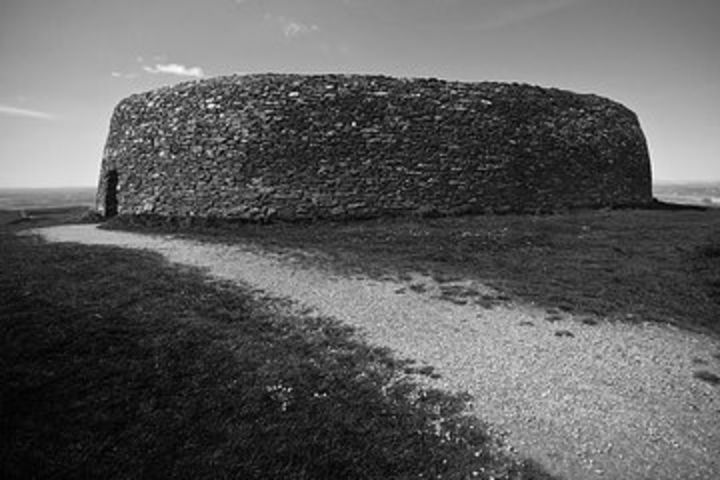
[{"left": 34, "top": 225, "right": 720, "bottom": 480}]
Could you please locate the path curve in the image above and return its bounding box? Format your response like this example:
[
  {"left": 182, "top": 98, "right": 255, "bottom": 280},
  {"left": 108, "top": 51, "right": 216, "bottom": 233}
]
[{"left": 33, "top": 225, "right": 720, "bottom": 480}]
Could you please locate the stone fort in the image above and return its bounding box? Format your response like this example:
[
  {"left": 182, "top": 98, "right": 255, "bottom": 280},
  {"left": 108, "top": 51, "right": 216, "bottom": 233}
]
[{"left": 96, "top": 73, "right": 653, "bottom": 221}]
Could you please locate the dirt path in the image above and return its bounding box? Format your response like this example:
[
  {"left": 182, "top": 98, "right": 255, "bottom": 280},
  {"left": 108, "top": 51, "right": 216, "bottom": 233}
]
[{"left": 33, "top": 225, "right": 720, "bottom": 480}]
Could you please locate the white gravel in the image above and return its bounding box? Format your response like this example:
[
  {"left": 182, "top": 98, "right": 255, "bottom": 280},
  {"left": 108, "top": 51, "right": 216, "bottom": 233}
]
[{"left": 33, "top": 225, "right": 720, "bottom": 480}]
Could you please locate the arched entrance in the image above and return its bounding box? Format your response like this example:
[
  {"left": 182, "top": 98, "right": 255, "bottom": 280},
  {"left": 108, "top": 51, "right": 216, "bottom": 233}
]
[{"left": 104, "top": 170, "right": 119, "bottom": 217}]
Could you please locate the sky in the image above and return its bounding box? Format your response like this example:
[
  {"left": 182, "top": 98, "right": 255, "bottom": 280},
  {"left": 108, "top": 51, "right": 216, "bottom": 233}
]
[{"left": 0, "top": 0, "right": 718, "bottom": 188}]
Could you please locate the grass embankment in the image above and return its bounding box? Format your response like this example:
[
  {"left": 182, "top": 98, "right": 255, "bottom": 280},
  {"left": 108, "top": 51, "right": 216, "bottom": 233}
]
[
  {"left": 108, "top": 208, "right": 720, "bottom": 336},
  {"left": 0, "top": 215, "right": 551, "bottom": 479}
]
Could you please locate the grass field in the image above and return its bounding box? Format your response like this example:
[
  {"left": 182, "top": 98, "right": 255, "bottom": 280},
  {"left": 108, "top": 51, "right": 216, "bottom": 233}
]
[
  {"left": 107, "top": 206, "right": 720, "bottom": 337},
  {"left": 4, "top": 202, "right": 720, "bottom": 478},
  {"left": 1, "top": 210, "right": 550, "bottom": 480}
]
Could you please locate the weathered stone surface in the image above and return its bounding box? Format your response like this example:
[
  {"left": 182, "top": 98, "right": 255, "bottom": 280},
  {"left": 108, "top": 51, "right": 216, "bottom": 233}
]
[{"left": 96, "top": 73, "right": 653, "bottom": 221}]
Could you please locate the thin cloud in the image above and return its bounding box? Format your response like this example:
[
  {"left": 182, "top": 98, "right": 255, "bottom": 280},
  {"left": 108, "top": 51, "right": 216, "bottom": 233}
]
[
  {"left": 0, "top": 104, "right": 55, "bottom": 120},
  {"left": 111, "top": 71, "right": 138, "bottom": 79},
  {"left": 142, "top": 63, "right": 205, "bottom": 78},
  {"left": 284, "top": 20, "right": 319, "bottom": 38},
  {"left": 264, "top": 14, "right": 319, "bottom": 38}
]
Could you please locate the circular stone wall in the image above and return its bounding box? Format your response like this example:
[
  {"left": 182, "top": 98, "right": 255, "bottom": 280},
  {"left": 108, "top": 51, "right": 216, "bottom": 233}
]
[{"left": 96, "top": 73, "right": 653, "bottom": 221}]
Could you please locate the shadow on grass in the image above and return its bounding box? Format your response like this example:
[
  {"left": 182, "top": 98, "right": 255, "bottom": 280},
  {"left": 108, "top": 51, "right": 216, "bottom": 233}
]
[{"left": 0, "top": 232, "right": 553, "bottom": 480}]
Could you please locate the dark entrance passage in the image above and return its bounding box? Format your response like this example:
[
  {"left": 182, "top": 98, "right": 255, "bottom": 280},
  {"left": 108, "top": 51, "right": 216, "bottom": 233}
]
[{"left": 104, "top": 170, "right": 118, "bottom": 218}]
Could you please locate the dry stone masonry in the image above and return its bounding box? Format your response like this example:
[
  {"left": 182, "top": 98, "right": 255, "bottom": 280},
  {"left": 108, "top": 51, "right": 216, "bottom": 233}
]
[{"left": 96, "top": 73, "right": 653, "bottom": 221}]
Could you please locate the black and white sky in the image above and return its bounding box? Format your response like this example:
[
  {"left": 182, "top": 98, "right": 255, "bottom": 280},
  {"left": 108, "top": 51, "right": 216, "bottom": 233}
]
[{"left": 1, "top": 0, "right": 718, "bottom": 187}]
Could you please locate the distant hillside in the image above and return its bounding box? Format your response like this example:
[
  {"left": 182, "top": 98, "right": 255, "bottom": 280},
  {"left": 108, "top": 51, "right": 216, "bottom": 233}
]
[
  {"left": 0, "top": 187, "right": 95, "bottom": 210},
  {"left": 653, "top": 182, "right": 720, "bottom": 207}
]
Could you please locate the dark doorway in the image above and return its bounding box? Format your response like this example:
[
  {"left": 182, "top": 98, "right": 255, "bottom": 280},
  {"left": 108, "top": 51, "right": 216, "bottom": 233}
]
[{"left": 104, "top": 170, "right": 119, "bottom": 218}]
